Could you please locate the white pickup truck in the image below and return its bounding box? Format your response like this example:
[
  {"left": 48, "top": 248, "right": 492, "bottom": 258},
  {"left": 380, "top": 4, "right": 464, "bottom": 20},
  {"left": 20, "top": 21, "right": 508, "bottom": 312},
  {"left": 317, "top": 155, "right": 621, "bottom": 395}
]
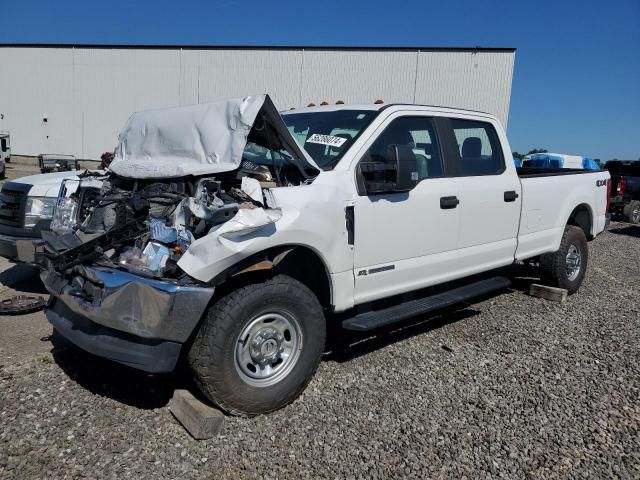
[{"left": 35, "top": 95, "right": 610, "bottom": 416}]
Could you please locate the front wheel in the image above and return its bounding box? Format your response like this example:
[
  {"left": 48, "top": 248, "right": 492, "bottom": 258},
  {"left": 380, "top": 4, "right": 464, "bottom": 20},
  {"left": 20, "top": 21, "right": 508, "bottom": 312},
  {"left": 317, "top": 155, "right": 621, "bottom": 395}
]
[
  {"left": 188, "top": 275, "right": 326, "bottom": 416},
  {"left": 540, "top": 225, "right": 588, "bottom": 294}
]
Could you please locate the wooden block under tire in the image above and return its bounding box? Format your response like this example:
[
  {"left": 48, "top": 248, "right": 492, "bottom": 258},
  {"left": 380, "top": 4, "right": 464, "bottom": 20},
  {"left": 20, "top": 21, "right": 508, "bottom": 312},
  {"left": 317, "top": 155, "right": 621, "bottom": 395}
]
[
  {"left": 529, "top": 283, "right": 568, "bottom": 302},
  {"left": 169, "top": 389, "right": 225, "bottom": 439}
]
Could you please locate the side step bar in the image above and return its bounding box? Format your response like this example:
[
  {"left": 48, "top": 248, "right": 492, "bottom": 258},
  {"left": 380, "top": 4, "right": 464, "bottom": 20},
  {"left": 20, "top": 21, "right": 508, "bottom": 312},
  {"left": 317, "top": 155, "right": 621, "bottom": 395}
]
[{"left": 341, "top": 276, "right": 511, "bottom": 332}]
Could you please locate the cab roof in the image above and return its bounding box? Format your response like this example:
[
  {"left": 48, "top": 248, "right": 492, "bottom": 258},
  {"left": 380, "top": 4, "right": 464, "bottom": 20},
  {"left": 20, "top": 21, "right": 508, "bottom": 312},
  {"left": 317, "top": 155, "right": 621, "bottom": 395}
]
[{"left": 281, "top": 102, "right": 496, "bottom": 120}]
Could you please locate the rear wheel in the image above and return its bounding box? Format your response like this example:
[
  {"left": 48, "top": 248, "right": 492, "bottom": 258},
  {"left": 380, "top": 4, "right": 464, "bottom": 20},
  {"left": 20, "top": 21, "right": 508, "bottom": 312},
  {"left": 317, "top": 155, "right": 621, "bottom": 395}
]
[
  {"left": 540, "top": 225, "right": 588, "bottom": 294},
  {"left": 188, "top": 275, "right": 326, "bottom": 416},
  {"left": 623, "top": 200, "right": 640, "bottom": 224}
]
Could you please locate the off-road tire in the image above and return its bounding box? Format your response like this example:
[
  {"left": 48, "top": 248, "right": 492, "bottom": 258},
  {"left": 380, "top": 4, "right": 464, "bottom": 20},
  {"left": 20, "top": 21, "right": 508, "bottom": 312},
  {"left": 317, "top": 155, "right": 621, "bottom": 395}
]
[
  {"left": 188, "top": 274, "right": 326, "bottom": 417},
  {"left": 540, "top": 225, "right": 588, "bottom": 294},
  {"left": 623, "top": 200, "right": 640, "bottom": 224}
]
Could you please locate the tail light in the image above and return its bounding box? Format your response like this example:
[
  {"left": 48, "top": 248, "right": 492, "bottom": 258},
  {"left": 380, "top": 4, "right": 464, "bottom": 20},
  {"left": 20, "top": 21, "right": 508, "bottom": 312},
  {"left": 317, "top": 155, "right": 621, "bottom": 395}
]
[
  {"left": 606, "top": 178, "right": 612, "bottom": 212},
  {"left": 616, "top": 178, "right": 626, "bottom": 195}
]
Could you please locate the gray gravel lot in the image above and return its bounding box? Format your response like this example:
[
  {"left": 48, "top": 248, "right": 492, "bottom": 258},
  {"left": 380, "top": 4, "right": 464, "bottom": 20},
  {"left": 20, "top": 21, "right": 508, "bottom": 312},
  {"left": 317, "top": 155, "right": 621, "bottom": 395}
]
[{"left": 1, "top": 222, "right": 639, "bottom": 479}]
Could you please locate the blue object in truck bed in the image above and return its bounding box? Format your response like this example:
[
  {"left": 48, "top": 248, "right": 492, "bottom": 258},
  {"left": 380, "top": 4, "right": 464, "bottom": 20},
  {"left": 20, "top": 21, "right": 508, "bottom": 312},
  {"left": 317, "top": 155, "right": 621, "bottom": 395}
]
[{"left": 524, "top": 153, "right": 600, "bottom": 170}]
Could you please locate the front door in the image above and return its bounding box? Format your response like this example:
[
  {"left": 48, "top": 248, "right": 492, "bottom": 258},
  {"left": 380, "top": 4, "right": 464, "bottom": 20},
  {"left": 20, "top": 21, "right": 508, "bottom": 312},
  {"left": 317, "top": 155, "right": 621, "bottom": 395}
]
[{"left": 352, "top": 114, "right": 460, "bottom": 304}]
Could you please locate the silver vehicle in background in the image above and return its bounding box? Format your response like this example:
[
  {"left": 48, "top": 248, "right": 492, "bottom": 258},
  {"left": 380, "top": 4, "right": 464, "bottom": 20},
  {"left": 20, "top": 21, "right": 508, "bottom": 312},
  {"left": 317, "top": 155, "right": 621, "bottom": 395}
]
[{"left": 38, "top": 154, "right": 79, "bottom": 174}]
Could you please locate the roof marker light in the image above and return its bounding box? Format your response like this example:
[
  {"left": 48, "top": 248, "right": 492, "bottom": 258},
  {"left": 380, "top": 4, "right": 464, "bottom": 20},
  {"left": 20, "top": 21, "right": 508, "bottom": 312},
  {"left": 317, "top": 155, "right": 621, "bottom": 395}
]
[
  {"left": 374, "top": 99, "right": 384, "bottom": 104},
  {"left": 320, "top": 101, "right": 329, "bottom": 106},
  {"left": 336, "top": 100, "right": 345, "bottom": 104},
  {"left": 307, "top": 102, "right": 316, "bottom": 107}
]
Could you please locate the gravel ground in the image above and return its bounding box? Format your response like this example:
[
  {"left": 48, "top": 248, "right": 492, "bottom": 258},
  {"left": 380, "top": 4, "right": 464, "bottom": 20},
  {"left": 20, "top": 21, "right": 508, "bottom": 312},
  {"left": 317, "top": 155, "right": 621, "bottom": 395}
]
[{"left": 1, "top": 222, "right": 639, "bottom": 479}]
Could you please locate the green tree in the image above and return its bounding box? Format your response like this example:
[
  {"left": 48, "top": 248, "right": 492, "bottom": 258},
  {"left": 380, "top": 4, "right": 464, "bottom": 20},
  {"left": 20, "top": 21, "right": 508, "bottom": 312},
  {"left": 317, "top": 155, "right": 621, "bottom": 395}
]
[
  {"left": 513, "top": 148, "right": 548, "bottom": 160},
  {"left": 526, "top": 148, "right": 548, "bottom": 155}
]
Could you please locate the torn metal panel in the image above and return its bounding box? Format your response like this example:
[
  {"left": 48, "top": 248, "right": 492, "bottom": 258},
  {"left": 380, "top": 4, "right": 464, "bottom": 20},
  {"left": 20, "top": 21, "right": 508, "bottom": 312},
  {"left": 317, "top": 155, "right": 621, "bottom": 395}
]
[
  {"left": 240, "top": 177, "right": 263, "bottom": 205},
  {"left": 216, "top": 208, "right": 282, "bottom": 238}
]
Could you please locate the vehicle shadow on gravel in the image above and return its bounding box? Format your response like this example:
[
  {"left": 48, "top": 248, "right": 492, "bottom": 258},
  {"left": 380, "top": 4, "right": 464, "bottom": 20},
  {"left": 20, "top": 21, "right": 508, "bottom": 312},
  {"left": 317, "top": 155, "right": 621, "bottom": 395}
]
[
  {"left": 326, "top": 307, "right": 481, "bottom": 362},
  {"left": 327, "top": 268, "right": 540, "bottom": 363},
  {"left": 49, "top": 332, "right": 183, "bottom": 410},
  {"left": 607, "top": 224, "right": 640, "bottom": 238},
  {"left": 0, "top": 264, "right": 47, "bottom": 294}
]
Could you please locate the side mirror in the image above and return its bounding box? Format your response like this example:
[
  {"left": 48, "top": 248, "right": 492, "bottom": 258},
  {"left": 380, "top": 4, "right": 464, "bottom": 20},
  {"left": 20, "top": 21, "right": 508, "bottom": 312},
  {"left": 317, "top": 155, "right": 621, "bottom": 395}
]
[
  {"left": 390, "top": 144, "right": 419, "bottom": 192},
  {"left": 359, "top": 144, "right": 419, "bottom": 194}
]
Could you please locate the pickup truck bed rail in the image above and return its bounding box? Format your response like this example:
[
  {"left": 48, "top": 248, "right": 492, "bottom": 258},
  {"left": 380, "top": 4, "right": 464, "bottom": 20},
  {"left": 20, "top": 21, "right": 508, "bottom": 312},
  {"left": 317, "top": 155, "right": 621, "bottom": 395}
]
[{"left": 517, "top": 167, "right": 600, "bottom": 178}]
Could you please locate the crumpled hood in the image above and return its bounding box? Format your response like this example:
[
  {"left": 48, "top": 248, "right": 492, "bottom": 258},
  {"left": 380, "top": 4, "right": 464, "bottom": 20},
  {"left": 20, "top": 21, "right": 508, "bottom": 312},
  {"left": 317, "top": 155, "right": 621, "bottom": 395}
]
[{"left": 110, "top": 94, "right": 319, "bottom": 179}]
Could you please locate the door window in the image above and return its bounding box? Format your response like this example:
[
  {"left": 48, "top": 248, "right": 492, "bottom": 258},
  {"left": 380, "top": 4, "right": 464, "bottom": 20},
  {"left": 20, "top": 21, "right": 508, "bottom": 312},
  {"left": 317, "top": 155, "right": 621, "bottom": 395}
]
[
  {"left": 364, "top": 117, "right": 443, "bottom": 179},
  {"left": 450, "top": 119, "right": 505, "bottom": 176}
]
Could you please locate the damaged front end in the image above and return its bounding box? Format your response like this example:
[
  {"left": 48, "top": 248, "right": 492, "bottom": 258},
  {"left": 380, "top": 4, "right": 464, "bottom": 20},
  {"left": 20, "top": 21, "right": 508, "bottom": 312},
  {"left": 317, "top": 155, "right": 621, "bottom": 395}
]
[{"left": 39, "top": 94, "right": 319, "bottom": 372}]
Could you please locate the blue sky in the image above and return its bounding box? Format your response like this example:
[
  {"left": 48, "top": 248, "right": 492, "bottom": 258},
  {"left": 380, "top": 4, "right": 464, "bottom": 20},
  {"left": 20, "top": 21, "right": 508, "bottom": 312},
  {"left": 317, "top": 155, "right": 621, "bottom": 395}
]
[{"left": 2, "top": 0, "right": 639, "bottom": 160}]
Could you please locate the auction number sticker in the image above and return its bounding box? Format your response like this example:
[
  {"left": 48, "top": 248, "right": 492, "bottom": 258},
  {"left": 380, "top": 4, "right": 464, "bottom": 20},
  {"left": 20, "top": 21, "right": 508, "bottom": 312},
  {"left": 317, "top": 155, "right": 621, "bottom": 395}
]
[{"left": 306, "top": 134, "right": 347, "bottom": 147}]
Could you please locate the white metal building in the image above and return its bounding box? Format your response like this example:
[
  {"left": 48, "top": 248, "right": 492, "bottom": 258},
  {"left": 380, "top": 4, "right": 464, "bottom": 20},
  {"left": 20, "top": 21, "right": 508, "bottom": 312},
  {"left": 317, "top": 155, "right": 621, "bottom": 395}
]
[{"left": 0, "top": 44, "right": 515, "bottom": 160}]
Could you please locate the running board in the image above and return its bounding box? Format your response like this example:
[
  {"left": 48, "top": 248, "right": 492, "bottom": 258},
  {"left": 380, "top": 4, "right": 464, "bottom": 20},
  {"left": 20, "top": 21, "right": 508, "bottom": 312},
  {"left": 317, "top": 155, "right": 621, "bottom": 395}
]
[{"left": 341, "top": 276, "right": 511, "bottom": 332}]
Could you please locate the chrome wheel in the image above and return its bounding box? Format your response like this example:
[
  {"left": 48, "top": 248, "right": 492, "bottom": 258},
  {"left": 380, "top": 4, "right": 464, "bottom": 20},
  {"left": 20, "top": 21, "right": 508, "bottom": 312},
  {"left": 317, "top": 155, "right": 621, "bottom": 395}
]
[
  {"left": 565, "top": 244, "right": 582, "bottom": 281},
  {"left": 632, "top": 205, "right": 640, "bottom": 224},
  {"left": 235, "top": 312, "right": 303, "bottom": 387}
]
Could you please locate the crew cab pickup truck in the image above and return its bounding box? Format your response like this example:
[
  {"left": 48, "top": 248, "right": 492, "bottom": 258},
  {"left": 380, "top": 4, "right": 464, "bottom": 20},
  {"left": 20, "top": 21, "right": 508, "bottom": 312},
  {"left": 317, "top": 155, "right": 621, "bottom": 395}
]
[
  {"left": 606, "top": 160, "right": 640, "bottom": 224},
  {"left": 37, "top": 95, "right": 610, "bottom": 416}
]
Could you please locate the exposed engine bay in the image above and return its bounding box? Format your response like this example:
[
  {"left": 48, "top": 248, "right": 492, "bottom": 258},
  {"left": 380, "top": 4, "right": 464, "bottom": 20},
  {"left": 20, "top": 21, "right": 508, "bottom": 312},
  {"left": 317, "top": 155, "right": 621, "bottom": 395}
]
[{"left": 39, "top": 155, "right": 311, "bottom": 280}]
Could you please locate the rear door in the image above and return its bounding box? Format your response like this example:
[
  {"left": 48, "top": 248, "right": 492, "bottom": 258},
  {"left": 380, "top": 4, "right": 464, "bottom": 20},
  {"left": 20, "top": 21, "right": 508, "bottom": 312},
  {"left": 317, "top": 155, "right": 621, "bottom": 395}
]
[
  {"left": 438, "top": 117, "right": 521, "bottom": 274},
  {"left": 352, "top": 113, "right": 461, "bottom": 304}
]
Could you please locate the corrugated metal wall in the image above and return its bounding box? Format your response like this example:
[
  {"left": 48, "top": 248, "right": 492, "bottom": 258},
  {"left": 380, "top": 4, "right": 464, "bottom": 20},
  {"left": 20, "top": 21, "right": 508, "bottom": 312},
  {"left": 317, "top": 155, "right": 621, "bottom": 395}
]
[{"left": 0, "top": 46, "right": 514, "bottom": 159}]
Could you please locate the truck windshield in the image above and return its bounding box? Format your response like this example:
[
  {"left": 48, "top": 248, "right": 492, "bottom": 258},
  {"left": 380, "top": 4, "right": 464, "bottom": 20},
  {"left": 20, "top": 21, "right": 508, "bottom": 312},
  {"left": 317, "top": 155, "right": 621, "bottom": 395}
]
[{"left": 282, "top": 110, "right": 379, "bottom": 170}]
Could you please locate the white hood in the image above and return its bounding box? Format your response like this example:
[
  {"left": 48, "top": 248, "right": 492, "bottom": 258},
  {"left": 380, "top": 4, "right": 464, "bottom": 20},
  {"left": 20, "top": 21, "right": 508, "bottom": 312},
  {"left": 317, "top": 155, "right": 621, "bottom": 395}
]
[
  {"left": 110, "top": 94, "right": 319, "bottom": 179},
  {"left": 13, "top": 171, "right": 83, "bottom": 197}
]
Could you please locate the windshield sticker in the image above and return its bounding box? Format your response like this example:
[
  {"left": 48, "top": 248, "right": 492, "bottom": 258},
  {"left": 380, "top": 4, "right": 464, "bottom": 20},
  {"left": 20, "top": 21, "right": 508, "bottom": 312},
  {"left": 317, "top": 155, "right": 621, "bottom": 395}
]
[{"left": 306, "top": 134, "right": 348, "bottom": 147}]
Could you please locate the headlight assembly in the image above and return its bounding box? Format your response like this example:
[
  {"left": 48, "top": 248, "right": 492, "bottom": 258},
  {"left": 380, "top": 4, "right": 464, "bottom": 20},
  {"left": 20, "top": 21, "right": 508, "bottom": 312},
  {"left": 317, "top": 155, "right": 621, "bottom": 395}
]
[{"left": 24, "top": 196, "right": 56, "bottom": 228}]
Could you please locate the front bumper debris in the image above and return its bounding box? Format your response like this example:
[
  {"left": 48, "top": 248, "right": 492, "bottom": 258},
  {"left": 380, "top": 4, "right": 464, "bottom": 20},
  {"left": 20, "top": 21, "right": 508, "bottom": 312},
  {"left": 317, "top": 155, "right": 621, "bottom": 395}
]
[{"left": 41, "top": 266, "right": 215, "bottom": 343}]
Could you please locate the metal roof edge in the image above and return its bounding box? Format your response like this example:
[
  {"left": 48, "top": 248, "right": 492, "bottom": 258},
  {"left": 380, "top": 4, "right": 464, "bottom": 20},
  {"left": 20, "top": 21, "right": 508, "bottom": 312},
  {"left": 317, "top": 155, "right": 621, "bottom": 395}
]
[{"left": 0, "top": 43, "right": 517, "bottom": 53}]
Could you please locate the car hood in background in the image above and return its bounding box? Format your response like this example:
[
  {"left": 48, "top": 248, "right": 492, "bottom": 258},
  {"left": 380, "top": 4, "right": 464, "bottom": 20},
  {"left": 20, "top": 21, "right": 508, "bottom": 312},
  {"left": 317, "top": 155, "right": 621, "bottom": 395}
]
[
  {"left": 110, "top": 94, "right": 319, "bottom": 179},
  {"left": 10, "top": 170, "right": 84, "bottom": 197}
]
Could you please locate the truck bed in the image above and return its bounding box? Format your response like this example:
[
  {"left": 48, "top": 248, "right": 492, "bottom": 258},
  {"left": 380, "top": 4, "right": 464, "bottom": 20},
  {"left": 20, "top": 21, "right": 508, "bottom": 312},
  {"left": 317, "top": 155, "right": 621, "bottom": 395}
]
[{"left": 514, "top": 167, "right": 609, "bottom": 262}]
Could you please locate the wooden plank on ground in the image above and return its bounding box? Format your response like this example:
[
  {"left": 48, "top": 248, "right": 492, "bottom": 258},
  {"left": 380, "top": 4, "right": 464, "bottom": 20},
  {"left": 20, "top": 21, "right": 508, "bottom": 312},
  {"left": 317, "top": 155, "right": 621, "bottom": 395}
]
[
  {"left": 529, "top": 283, "right": 568, "bottom": 302},
  {"left": 169, "top": 389, "right": 225, "bottom": 439}
]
